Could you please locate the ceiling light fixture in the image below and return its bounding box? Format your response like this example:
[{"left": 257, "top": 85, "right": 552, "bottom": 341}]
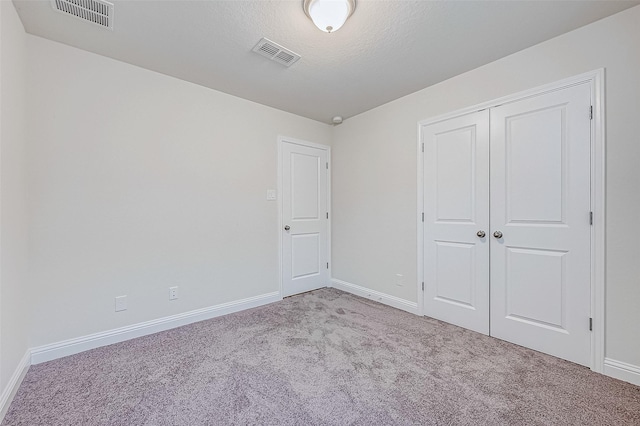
[{"left": 303, "top": 0, "right": 356, "bottom": 33}]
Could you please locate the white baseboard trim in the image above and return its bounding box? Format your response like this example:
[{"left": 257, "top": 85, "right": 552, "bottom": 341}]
[
  {"left": 0, "top": 349, "right": 31, "bottom": 421},
  {"left": 31, "top": 291, "right": 282, "bottom": 365},
  {"left": 604, "top": 358, "right": 640, "bottom": 386},
  {"left": 330, "top": 278, "right": 419, "bottom": 315}
]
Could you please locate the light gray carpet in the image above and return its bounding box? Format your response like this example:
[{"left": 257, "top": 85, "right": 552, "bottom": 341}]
[{"left": 3, "top": 288, "right": 639, "bottom": 425}]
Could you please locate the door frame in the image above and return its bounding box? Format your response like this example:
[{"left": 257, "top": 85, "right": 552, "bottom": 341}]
[
  {"left": 277, "top": 136, "right": 332, "bottom": 298},
  {"left": 416, "top": 69, "right": 605, "bottom": 373}
]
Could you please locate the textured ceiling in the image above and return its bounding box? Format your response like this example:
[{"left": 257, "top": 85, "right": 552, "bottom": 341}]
[{"left": 13, "top": 0, "right": 640, "bottom": 123}]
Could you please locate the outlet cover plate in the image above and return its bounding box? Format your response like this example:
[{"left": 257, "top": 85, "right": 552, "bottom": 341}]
[
  {"left": 115, "top": 295, "right": 127, "bottom": 312},
  {"left": 395, "top": 274, "right": 404, "bottom": 287},
  {"left": 169, "top": 286, "right": 178, "bottom": 300}
]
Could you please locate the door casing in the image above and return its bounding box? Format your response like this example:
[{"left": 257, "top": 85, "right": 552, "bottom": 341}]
[
  {"left": 417, "top": 69, "right": 605, "bottom": 373},
  {"left": 278, "top": 136, "right": 332, "bottom": 298}
]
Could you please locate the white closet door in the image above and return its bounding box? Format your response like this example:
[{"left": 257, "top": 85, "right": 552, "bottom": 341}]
[
  {"left": 490, "top": 83, "right": 592, "bottom": 366},
  {"left": 281, "top": 141, "right": 329, "bottom": 297},
  {"left": 422, "top": 110, "right": 490, "bottom": 335}
]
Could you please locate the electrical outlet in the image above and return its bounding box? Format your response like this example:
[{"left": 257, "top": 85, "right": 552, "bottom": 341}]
[
  {"left": 115, "top": 295, "right": 127, "bottom": 312},
  {"left": 395, "top": 273, "right": 404, "bottom": 287},
  {"left": 169, "top": 286, "right": 178, "bottom": 300}
]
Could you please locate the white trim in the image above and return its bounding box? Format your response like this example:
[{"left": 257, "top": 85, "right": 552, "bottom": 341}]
[
  {"left": 417, "top": 69, "right": 606, "bottom": 373},
  {"left": 0, "top": 350, "right": 30, "bottom": 421},
  {"left": 416, "top": 122, "right": 425, "bottom": 316},
  {"left": 277, "top": 136, "right": 332, "bottom": 297},
  {"left": 278, "top": 136, "right": 330, "bottom": 151},
  {"left": 604, "top": 358, "right": 640, "bottom": 386},
  {"left": 31, "top": 291, "right": 281, "bottom": 365},
  {"left": 331, "top": 278, "right": 419, "bottom": 315},
  {"left": 590, "top": 69, "right": 606, "bottom": 374},
  {"left": 277, "top": 139, "right": 283, "bottom": 297},
  {"left": 327, "top": 147, "right": 332, "bottom": 285}
]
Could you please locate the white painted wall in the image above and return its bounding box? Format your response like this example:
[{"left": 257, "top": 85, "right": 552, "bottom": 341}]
[
  {"left": 0, "top": 0, "right": 30, "bottom": 391},
  {"left": 332, "top": 6, "right": 640, "bottom": 367},
  {"left": 25, "top": 35, "right": 332, "bottom": 347}
]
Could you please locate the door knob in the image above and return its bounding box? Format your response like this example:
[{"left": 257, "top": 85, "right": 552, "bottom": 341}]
[
  {"left": 493, "top": 230, "right": 503, "bottom": 239},
  {"left": 284, "top": 225, "right": 290, "bottom": 231},
  {"left": 477, "top": 230, "right": 486, "bottom": 238}
]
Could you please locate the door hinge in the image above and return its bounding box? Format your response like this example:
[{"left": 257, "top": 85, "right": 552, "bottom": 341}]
[
  {"left": 421, "top": 143, "right": 424, "bottom": 153},
  {"left": 326, "top": 212, "right": 329, "bottom": 219},
  {"left": 422, "top": 282, "right": 424, "bottom": 291},
  {"left": 589, "top": 317, "right": 593, "bottom": 331},
  {"left": 327, "top": 262, "right": 329, "bottom": 269},
  {"left": 421, "top": 212, "right": 424, "bottom": 222},
  {"left": 326, "top": 162, "right": 329, "bottom": 170},
  {"left": 590, "top": 106, "right": 593, "bottom": 120},
  {"left": 590, "top": 211, "right": 593, "bottom": 225}
]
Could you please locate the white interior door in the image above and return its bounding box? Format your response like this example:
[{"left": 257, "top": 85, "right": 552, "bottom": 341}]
[
  {"left": 490, "top": 83, "right": 592, "bottom": 366},
  {"left": 422, "top": 110, "right": 490, "bottom": 335},
  {"left": 281, "top": 140, "right": 329, "bottom": 297}
]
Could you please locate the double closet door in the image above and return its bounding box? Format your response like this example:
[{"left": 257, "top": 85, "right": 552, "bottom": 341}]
[{"left": 422, "top": 83, "right": 592, "bottom": 366}]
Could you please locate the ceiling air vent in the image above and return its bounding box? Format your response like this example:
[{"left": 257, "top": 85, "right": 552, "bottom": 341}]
[
  {"left": 252, "top": 38, "right": 301, "bottom": 67},
  {"left": 51, "top": 0, "right": 114, "bottom": 30}
]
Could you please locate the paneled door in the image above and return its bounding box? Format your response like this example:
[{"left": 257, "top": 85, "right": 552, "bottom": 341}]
[
  {"left": 490, "top": 84, "right": 592, "bottom": 366},
  {"left": 421, "top": 83, "right": 592, "bottom": 365},
  {"left": 422, "top": 110, "right": 490, "bottom": 335},
  {"left": 281, "top": 139, "right": 329, "bottom": 297}
]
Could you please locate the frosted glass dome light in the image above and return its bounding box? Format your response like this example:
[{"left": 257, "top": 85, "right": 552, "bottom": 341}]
[{"left": 303, "top": 0, "right": 356, "bottom": 33}]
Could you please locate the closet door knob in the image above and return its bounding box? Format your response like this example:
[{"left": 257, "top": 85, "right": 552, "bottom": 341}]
[
  {"left": 284, "top": 225, "right": 290, "bottom": 231},
  {"left": 493, "top": 231, "right": 503, "bottom": 239},
  {"left": 477, "top": 230, "right": 486, "bottom": 238}
]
